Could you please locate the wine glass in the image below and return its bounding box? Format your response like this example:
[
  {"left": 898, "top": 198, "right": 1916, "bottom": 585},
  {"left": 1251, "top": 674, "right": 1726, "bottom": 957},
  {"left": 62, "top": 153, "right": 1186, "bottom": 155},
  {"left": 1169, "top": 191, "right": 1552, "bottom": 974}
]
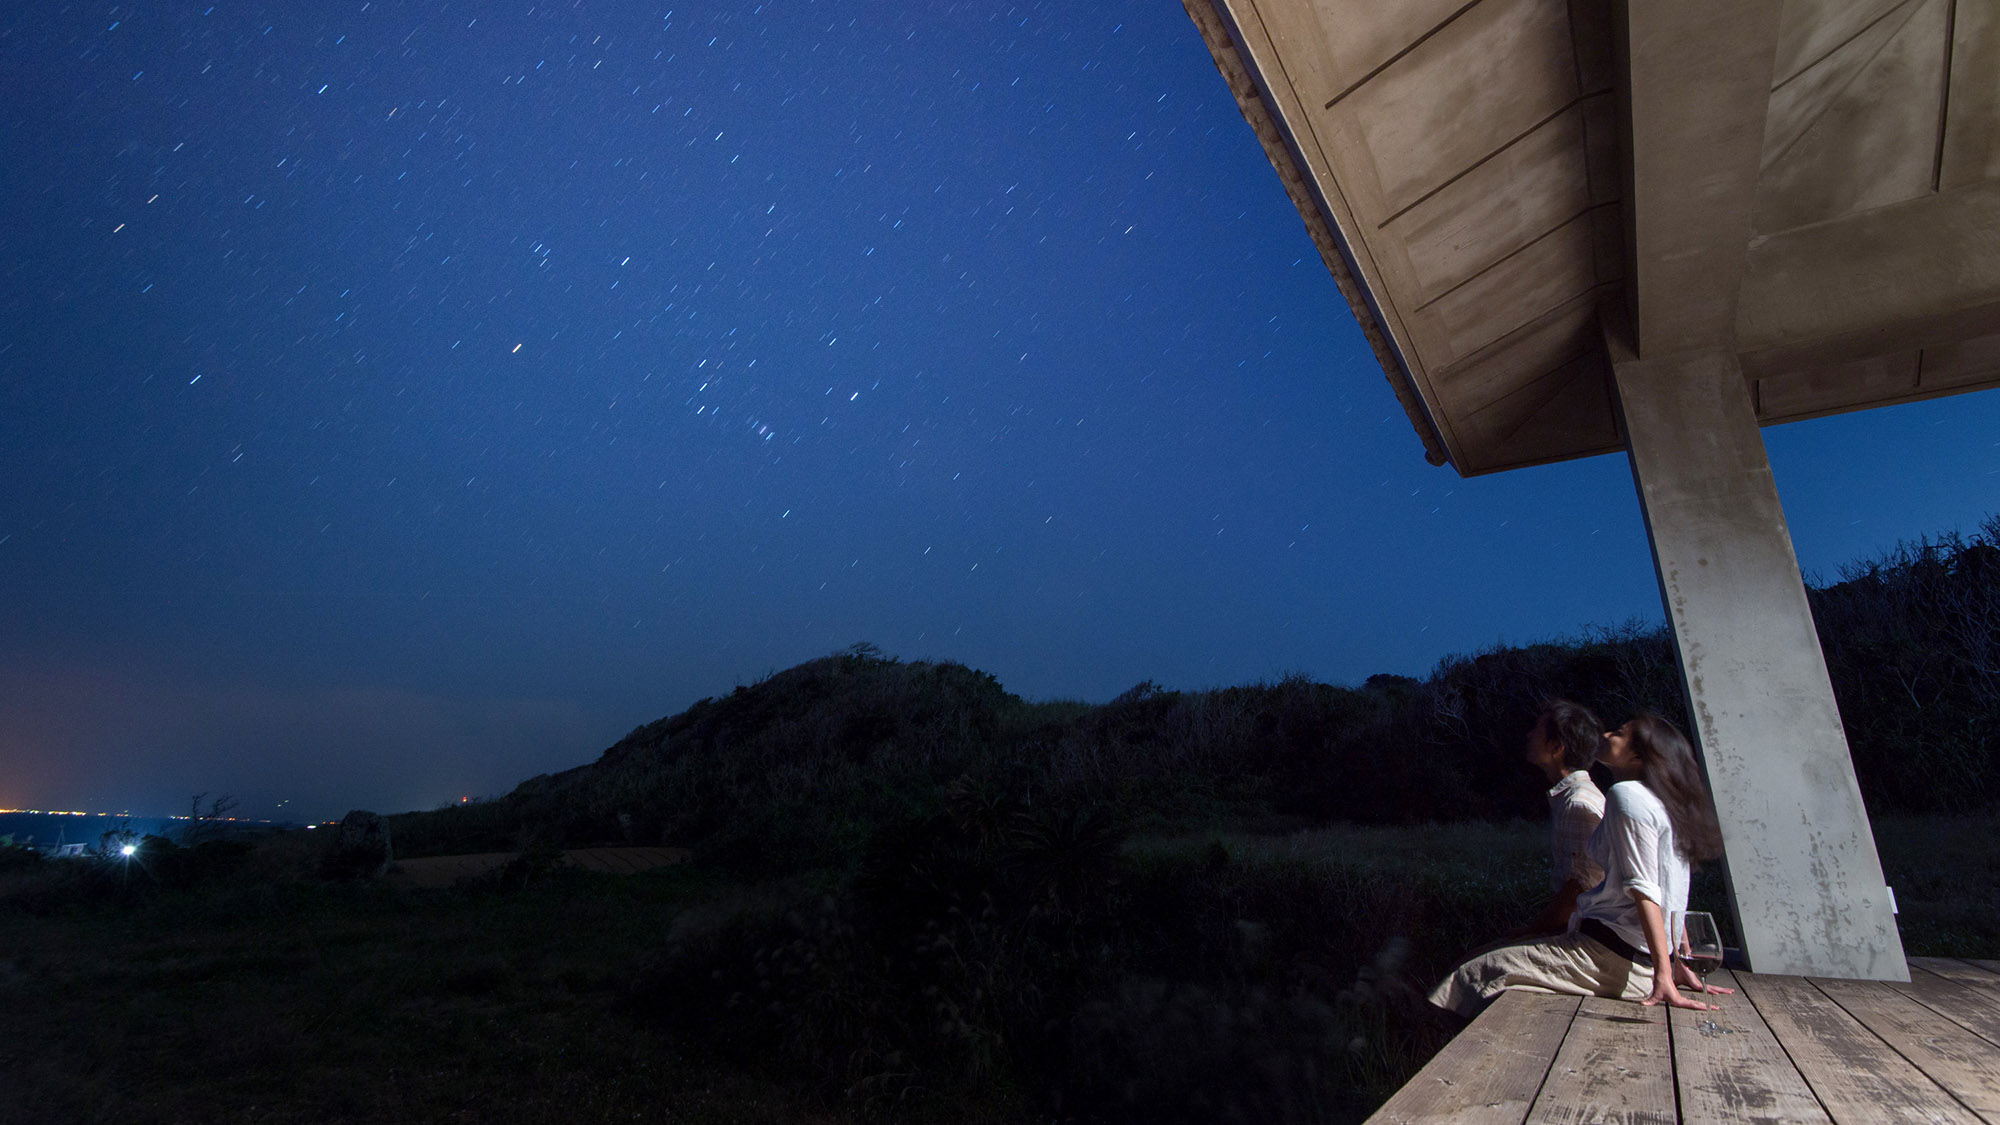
[{"left": 1681, "top": 911, "right": 1725, "bottom": 982}]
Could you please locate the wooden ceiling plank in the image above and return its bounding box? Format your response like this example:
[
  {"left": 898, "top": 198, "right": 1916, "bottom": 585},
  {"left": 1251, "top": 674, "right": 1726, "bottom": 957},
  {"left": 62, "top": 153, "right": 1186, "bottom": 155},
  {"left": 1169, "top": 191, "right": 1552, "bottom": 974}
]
[
  {"left": 1755, "top": 353, "right": 1921, "bottom": 421},
  {"left": 1388, "top": 106, "right": 1595, "bottom": 301},
  {"left": 1421, "top": 212, "right": 1602, "bottom": 365},
  {"left": 1938, "top": 0, "right": 2000, "bottom": 189},
  {"left": 1762, "top": 0, "right": 1924, "bottom": 172},
  {"left": 1755, "top": 0, "right": 1950, "bottom": 234},
  {"left": 1342, "top": 0, "right": 1580, "bottom": 215},
  {"left": 1919, "top": 331, "right": 2000, "bottom": 390}
]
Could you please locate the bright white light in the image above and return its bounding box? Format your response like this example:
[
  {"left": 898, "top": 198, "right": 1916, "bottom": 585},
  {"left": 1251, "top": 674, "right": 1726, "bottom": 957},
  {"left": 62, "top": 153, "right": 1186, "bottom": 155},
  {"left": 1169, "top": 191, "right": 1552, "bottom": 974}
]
[{"left": 119, "top": 844, "right": 137, "bottom": 857}]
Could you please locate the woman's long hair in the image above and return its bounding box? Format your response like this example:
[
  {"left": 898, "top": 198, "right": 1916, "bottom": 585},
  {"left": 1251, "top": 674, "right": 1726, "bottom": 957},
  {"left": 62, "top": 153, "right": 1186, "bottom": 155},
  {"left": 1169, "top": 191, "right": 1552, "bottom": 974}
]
[{"left": 1627, "top": 712, "right": 1725, "bottom": 862}]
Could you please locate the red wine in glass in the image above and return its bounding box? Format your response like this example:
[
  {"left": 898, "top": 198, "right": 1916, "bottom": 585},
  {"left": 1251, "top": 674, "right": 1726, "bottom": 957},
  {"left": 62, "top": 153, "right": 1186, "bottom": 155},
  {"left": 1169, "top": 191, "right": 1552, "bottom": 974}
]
[{"left": 1683, "top": 911, "right": 1725, "bottom": 981}]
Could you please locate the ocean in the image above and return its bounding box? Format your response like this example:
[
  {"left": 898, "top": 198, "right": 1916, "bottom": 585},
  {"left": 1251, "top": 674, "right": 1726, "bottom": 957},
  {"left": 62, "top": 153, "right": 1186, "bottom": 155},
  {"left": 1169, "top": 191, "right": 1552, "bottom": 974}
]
[{"left": 0, "top": 812, "right": 179, "bottom": 851}]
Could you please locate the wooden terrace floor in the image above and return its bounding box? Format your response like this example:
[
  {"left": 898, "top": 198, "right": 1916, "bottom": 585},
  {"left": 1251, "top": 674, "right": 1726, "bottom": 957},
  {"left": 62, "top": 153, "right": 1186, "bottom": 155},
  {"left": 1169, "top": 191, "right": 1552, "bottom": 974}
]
[{"left": 1368, "top": 957, "right": 2000, "bottom": 1123}]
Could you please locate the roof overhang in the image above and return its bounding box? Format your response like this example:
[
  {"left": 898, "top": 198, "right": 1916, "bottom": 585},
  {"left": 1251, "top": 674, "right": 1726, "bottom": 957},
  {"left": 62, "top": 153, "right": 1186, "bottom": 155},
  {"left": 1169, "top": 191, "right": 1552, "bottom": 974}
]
[{"left": 1184, "top": 0, "right": 2000, "bottom": 475}]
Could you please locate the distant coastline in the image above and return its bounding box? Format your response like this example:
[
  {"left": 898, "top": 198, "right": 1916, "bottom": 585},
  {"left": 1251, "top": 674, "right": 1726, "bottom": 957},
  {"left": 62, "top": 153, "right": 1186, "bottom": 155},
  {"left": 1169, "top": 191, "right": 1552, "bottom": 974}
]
[{"left": 2, "top": 812, "right": 188, "bottom": 850}]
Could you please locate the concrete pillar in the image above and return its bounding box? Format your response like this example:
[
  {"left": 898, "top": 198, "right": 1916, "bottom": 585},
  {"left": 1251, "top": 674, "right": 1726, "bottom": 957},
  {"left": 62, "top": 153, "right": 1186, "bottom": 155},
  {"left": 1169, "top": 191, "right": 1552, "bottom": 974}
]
[{"left": 1613, "top": 347, "right": 1908, "bottom": 981}]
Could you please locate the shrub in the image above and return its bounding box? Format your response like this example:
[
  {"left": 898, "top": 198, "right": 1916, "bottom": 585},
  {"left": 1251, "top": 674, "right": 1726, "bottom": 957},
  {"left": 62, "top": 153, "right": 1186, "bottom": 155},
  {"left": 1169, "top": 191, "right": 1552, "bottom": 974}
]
[
  {"left": 628, "top": 782, "right": 1124, "bottom": 1114},
  {"left": 139, "top": 835, "right": 255, "bottom": 889},
  {"left": 0, "top": 836, "right": 43, "bottom": 875},
  {"left": 626, "top": 802, "right": 1505, "bottom": 1121}
]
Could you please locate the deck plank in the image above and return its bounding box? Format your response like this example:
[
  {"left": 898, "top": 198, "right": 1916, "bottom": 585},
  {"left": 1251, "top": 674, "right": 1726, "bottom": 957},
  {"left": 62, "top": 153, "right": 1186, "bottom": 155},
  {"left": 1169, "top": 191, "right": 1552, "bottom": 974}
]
[
  {"left": 1737, "top": 973, "right": 1981, "bottom": 1124},
  {"left": 1670, "top": 969, "right": 1830, "bottom": 1124},
  {"left": 1893, "top": 970, "right": 2000, "bottom": 1049},
  {"left": 1961, "top": 959, "right": 2000, "bottom": 980},
  {"left": 1526, "top": 997, "right": 1675, "bottom": 1125},
  {"left": 1815, "top": 977, "right": 2000, "bottom": 1117},
  {"left": 1365, "top": 990, "right": 1579, "bottom": 1125},
  {"left": 1909, "top": 957, "right": 2000, "bottom": 986}
]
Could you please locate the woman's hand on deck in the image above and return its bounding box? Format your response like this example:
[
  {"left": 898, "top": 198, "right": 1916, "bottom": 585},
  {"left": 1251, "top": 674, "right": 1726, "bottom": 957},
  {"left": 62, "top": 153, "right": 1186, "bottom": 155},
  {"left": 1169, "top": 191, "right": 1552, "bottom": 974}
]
[
  {"left": 1633, "top": 895, "right": 1719, "bottom": 1009},
  {"left": 1642, "top": 977, "right": 1720, "bottom": 1010}
]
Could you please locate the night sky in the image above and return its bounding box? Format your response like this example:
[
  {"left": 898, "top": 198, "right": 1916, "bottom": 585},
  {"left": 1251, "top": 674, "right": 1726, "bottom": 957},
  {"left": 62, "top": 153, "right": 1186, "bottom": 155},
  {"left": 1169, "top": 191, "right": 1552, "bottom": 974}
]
[{"left": 4, "top": 1, "right": 1997, "bottom": 821}]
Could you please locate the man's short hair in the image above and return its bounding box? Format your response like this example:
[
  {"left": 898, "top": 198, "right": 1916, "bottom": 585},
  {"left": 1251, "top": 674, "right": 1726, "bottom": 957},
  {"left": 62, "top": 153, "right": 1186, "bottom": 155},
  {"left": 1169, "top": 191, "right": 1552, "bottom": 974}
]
[{"left": 1537, "top": 699, "right": 1603, "bottom": 772}]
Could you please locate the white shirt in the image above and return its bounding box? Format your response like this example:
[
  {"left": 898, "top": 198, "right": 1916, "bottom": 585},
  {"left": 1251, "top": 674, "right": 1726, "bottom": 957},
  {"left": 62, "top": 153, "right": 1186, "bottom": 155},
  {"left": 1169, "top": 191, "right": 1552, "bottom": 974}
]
[
  {"left": 1547, "top": 770, "right": 1605, "bottom": 893},
  {"left": 1572, "top": 780, "right": 1689, "bottom": 956}
]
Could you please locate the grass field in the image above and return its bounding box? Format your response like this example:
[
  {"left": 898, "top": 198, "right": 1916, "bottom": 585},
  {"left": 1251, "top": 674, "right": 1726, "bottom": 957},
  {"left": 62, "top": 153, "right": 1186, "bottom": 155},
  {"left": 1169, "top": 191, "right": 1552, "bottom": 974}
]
[
  {"left": 0, "top": 864, "right": 845, "bottom": 1125},
  {"left": 3, "top": 815, "right": 1994, "bottom": 1124}
]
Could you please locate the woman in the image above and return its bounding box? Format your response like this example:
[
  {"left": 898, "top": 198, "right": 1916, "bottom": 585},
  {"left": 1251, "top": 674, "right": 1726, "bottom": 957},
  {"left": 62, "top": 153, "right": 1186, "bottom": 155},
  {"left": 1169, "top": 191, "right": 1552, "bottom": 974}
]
[{"left": 1429, "top": 713, "right": 1730, "bottom": 1017}]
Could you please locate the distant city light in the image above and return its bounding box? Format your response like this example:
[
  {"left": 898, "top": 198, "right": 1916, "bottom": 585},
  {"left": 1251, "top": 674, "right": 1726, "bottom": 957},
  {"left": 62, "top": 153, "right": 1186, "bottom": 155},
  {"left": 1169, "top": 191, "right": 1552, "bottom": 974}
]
[{"left": 0, "top": 807, "right": 279, "bottom": 823}]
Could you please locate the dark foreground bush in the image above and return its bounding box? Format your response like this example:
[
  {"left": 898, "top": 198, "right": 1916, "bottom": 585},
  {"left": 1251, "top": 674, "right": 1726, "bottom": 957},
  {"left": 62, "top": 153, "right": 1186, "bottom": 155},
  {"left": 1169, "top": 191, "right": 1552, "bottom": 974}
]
[
  {"left": 0, "top": 838, "right": 43, "bottom": 875},
  {"left": 628, "top": 780, "right": 1120, "bottom": 1115},
  {"left": 4, "top": 812, "right": 1982, "bottom": 1125},
  {"left": 1068, "top": 967, "right": 1382, "bottom": 1125},
  {"left": 626, "top": 798, "right": 1518, "bottom": 1122},
  {"left": 139, "top": 835, "right": 255, "bottom": 889},
  {"left": 0, "top": 830, "right": 311, "bottom": 914},
  {"left": 0, "top": 854, "right": 156, "bottom": 913}
]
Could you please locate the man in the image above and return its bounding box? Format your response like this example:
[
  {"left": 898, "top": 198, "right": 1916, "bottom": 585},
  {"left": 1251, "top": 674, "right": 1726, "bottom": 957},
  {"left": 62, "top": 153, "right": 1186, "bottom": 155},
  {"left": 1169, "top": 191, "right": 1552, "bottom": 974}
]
[{"left": 1515, "top": 699, "right": 1606, "bottom": 937}]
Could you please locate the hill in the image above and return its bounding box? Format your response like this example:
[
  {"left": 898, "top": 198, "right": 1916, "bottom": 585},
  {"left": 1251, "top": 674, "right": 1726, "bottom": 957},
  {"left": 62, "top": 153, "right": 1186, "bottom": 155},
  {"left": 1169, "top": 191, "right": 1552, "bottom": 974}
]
[{"left": 390, "top": 516, "right": 2000, "bottom": 873}]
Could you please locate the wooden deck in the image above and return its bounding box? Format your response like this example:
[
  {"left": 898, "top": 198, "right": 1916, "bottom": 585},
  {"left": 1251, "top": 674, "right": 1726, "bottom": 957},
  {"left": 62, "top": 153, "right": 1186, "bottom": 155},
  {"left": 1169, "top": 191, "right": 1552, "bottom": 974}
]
[{"left": 1368, "top": 957, "right": 2000, "bottom": 1124}]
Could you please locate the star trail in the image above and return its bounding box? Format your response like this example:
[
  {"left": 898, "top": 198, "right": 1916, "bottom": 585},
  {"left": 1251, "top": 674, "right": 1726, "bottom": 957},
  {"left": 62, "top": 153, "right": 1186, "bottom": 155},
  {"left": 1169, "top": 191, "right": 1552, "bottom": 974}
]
[{"left": 3, "top": 1, "right": 1996, "bottom": 818}]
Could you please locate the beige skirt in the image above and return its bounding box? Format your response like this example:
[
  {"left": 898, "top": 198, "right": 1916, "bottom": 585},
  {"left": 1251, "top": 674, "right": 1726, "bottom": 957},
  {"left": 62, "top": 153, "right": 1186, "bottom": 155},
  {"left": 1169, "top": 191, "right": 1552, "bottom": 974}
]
[{"left": 1428, "top": 932, "right": 1655, "bottom": 1018}]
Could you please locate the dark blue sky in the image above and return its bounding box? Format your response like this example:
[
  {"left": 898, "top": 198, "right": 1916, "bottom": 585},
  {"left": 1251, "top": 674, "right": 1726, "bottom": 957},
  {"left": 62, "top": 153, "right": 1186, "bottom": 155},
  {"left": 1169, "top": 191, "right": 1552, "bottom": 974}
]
[{"left": 4, "top": 1, "right": 1996, "bottom": 820}]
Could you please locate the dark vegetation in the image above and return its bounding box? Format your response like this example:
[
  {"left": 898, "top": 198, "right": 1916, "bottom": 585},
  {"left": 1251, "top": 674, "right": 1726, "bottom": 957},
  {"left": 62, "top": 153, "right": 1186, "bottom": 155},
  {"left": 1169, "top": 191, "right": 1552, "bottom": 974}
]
[
  {"left": 396, "top": 517, "right": 2000, "bottom": 868},
  {"left": 4, "top": 520, "right": 1997, "bottom": 1123}
]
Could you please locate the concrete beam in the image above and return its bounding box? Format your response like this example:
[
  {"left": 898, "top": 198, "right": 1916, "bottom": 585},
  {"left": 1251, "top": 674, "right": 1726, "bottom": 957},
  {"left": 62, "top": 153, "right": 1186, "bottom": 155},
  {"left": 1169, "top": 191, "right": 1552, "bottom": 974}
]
[
  {"left": 1737, "top": 179, "right": 2000, "bottom": 378},
  {"left": 1613, "top": 0, "right": 1782, "bottom": 356},
  {"left": 1613, "top": 344, "right": 1908, "bottom": 981}
]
